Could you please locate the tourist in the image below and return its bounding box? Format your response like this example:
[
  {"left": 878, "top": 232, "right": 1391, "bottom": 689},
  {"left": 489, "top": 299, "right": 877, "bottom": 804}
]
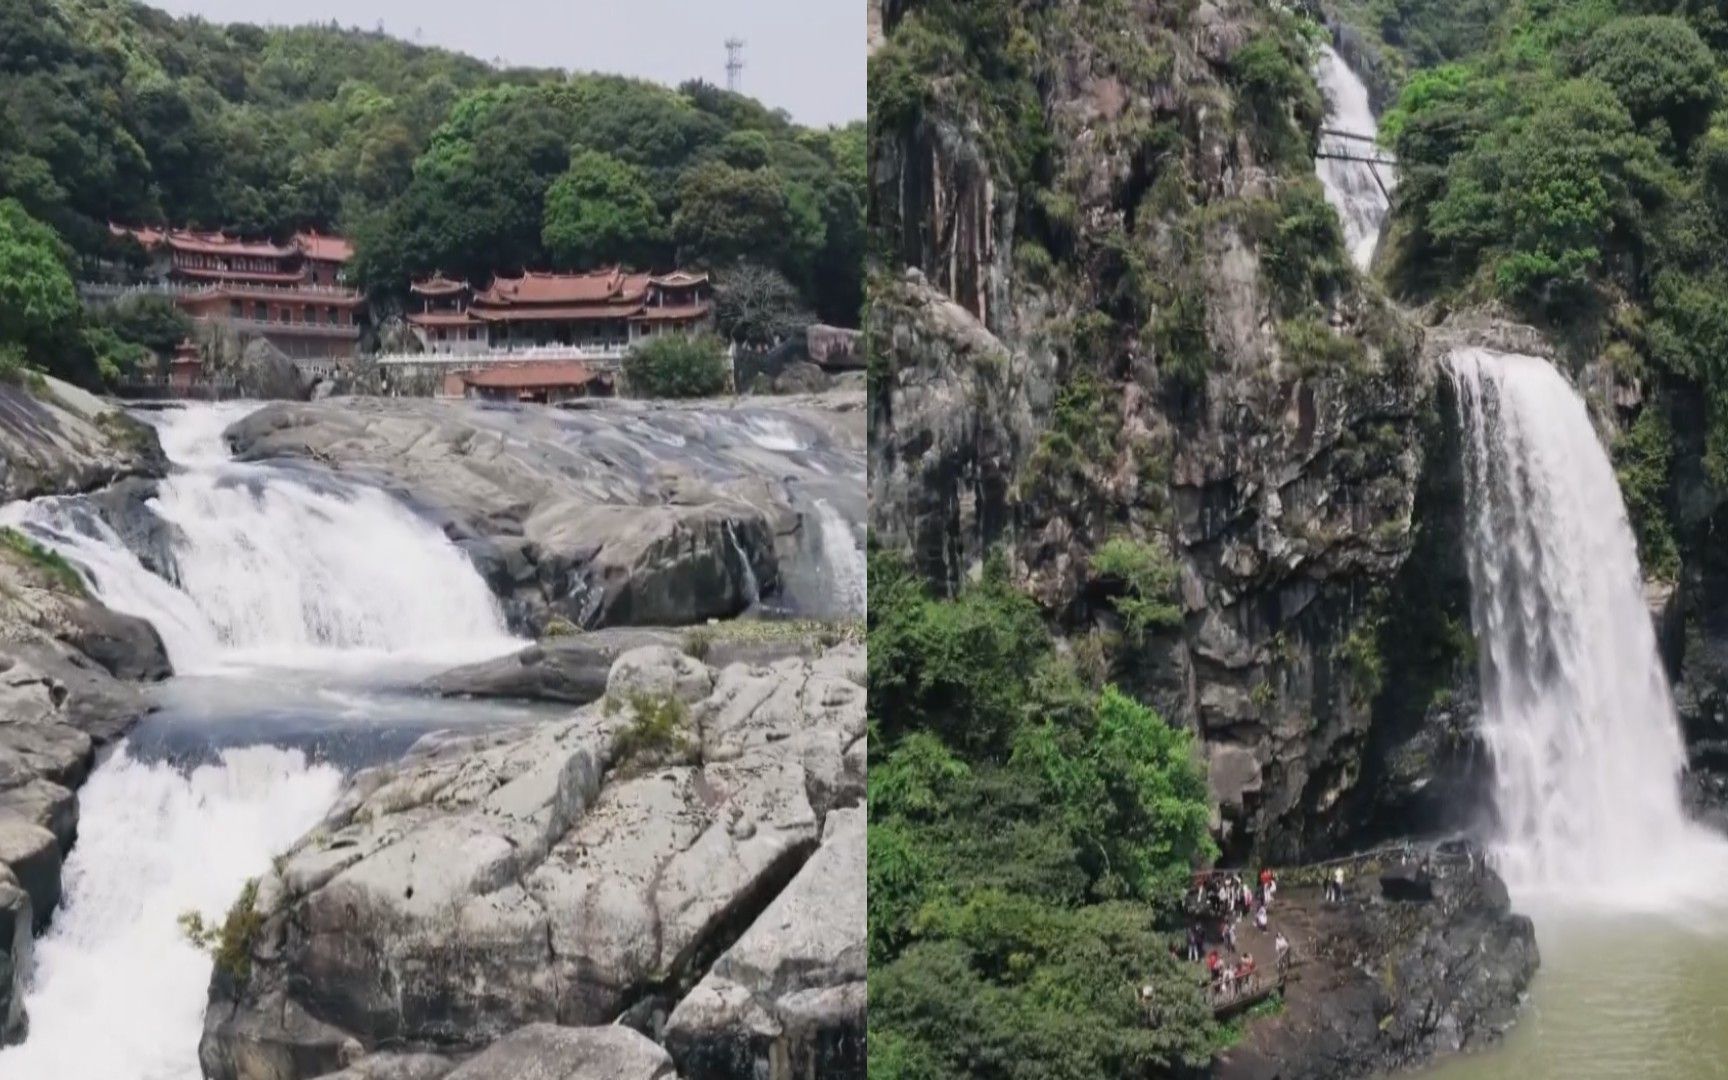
[
  {"left": 1254, "top": 903, "right": 1268, "bottom": 931},
  {"left": 1187, "top": 924, "right": 1203, "bottom": 962},
  {"left": 1327, "top": 865, "right": 1345, "bottom": 903},
  {"left": 1259, "top": 866, "right": 1273, "bottom": 904},
  {"left": 1275, "top": 931, "right": 1291, "bottom": 973},
  {"left": 1224, "top": 916, "right": 1238, "bottom": 951}
]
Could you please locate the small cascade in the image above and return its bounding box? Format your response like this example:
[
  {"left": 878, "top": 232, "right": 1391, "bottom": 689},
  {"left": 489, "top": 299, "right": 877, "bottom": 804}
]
[
  {"left": 814, "top": 498, "right": 867, "bottom": 614},
  {"left": 0, "top": 747, "right": 340, "bottom": 1080},
  {"left": 1449, "top": 348, "right": 1728, "bottom": 909},
  {"left": 6, "top": 403, "right": 518, "bottom": 673},
  {"left": 1315, "top": 43, "right": 1394, "bottom": 271}
]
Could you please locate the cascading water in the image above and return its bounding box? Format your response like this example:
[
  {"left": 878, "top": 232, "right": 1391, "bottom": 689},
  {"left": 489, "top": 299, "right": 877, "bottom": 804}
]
[
  {"left": 0, "top": 402, "right": 523, "bottom": 1079},
  {"left": 1314, "top": 43, "right": 1394, "bottom": 271},
  {"left": 6, "top": 403, "right": 518, "bottom": 673},
  {"left": 0, "top": 748, "right": 340, "bottom": 1080},
  {"left": 1449, "top": 348, "right": 1728, "bottom": 908}
]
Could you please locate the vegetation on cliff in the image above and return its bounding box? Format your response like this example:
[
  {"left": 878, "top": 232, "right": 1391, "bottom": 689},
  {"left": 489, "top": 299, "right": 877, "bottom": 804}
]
[
  {"left": 1371, "top": 0, "right": 1728, "bottom": 569},
  {"left": 867, "top": 550, "right": 1218, "bottom": 1077}
]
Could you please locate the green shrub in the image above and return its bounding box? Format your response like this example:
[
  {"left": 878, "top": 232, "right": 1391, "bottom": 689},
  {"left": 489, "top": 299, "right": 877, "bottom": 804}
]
[
  {"left": 1090, "top": 537, "right": 1183, "bottom": 638},
  {"left": 614, "top": 692, "right": 691, "bottom": 764},
  {"left": 181, "top": 878, "right": 264, "bottom": 982},
  {"left": 1277, "top": 316, "right": 1368, "bottom": 378},
  {"left": 623, "top": 333, "right": 730, "bottom": 399}
]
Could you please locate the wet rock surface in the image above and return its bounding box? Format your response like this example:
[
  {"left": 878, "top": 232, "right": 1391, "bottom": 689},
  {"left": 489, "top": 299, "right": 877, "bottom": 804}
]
[
  {"left": 0, "top": 388, "right": 169, "bottom": 1046},
  {"left": 224, "top": 394, "right": 864, "bottom": 633},
  {"left": 0, "top": 378, "right": 164, "bottom": 504},
  {"left": 201, "top": 640, "right": 866, "bottom": 1080}
]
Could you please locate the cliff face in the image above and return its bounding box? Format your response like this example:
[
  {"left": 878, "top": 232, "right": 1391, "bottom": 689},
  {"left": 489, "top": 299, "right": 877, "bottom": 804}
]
[{"left": 870, "top": 1, "right": 1471, "bottom": 861}]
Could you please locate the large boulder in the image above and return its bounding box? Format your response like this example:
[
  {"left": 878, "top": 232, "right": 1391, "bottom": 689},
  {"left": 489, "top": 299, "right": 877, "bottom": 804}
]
[
  {"left": 443, "top": 1024, "right": 676, "bottom": 1080},
  {"left": 663, "top": 807, "right": 866, "bottom": 1079},
  {"left": 0, "top": 377, "right": 164, "bottom": 503},
  {"left": 426, "top": 626, "right": 844, "bottom": 706},
  {"left": 0, "top": 864, "right": 31, "bottom": 1047},
  {"left": 225, "top": 396, "right": 863, "bottom": 632},
  {"left": 0, "top": 818, "right": 60, "bottom": 932},
  {"left": 201, "top": 644, "right": 866, "bottom": 1080}
]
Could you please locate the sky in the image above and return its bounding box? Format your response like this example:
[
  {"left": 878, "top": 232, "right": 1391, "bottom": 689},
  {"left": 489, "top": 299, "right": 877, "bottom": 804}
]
[{"left": 149, "top": 0, "right": 866, "bottom": 128}]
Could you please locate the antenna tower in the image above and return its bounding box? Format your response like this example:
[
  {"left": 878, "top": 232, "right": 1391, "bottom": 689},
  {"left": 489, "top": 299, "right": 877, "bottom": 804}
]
[{"left": 725, "top": 38, "right": 746, "bottom": 93}]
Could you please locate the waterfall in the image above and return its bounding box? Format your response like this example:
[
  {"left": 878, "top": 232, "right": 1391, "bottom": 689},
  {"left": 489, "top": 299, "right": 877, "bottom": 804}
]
[
  {"left": 814, "top": 498, "right": 867, "bottom": 615},
  {"left": 1315, "top": 44, "right": 1394, "bottom": 271},
  {"left": 1449, "top": 349, "right": 1728, "bottom": 908},
  {"left": 5, "top": 403, "right": 518, "bottom": 674},
  {"left": 0, "top": 747, "right": 340, "bottom": 1080}
]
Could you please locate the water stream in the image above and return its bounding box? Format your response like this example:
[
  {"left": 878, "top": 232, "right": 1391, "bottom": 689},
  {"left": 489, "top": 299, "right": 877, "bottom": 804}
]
[
  {"left": 1315, "top": 43, "right": 1394, "bottom": 271},
  {"left": 1310, "top": 41, "right": 1728, "bottom": 1076},
  {"left": 1431, "top": 351, "right": 1728, "bottom": 1078}
]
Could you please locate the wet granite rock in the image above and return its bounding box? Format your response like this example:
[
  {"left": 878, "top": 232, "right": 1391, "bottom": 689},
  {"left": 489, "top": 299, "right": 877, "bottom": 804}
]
[
  {"left": 225, "top": 395, "right": 863, "bottom": 633},
  {"left": 201, "top": 644, "right": 866, "bottom": 1080}
]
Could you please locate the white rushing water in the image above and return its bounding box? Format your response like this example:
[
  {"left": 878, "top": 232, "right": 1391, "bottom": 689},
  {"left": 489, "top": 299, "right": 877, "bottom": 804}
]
[
  {"left": 5, "top": 403, "right": 518, "bottom": 673},
  {"left": 1315, "top": 43, "right": 1394, "bottom": 271},
  {"left": 815, "top": 498, "right": 867, "bottom": 615},
  {"left": 1449, "top": 349, "right": 1728, "bottom": 910},
  {"left": 0, "top": 402, "right": 529, "bottom": 1079},
  {"left": 0, "top": 747, "right": 341, "bottom": 1080}
]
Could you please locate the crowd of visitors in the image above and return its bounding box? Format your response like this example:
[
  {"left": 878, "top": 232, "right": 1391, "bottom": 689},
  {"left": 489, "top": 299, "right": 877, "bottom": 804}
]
[{"left": 1181, "top": 867, "right": 1296, "bottom": 1006}]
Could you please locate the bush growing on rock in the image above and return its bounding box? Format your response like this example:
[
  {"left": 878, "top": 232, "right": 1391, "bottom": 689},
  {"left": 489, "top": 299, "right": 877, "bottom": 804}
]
[
  {"left": 623, "top": 333, "right": 731, "bottom": 399},
  {"left": 868, "top": 549, "right": 1219, "bottom": 1074}
]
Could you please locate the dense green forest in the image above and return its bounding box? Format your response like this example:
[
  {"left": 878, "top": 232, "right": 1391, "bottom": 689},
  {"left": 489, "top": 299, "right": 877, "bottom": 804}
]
[
  {"left": 1358, "top": 0, "right": 1728, "bottom": 575},
  {"left": 0, "top": 0, "right": 862, "bottom": 384},
  {"left": 867, "top": 552, "right": 1218, "bottom": 1078}
]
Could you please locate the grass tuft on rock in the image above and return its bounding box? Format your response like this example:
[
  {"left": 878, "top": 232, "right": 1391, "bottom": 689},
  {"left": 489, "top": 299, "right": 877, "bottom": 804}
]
[{"left": 0, "top": 527, "right": 86, "bottom": 596}]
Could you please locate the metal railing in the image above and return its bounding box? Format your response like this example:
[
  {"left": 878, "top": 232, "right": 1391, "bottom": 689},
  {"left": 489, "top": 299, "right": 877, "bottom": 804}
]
[
  {"left": 371, "top": 343, "right": 629, "bottom": 367},
  {"left": 79, "top": 280, "right": 361, "bottom": 301},
  {"left": 194, "top": 316, "right": 360, "bottom": 339}
]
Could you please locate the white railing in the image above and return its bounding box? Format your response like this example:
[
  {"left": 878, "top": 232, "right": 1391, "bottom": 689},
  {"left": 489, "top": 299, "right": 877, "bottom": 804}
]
[
  {"left": 371, "top": 343, "right": 629, "bottom": 367},
  {"left": 192, "top": 316, "right": 360, "bottom": 338},
  {"left": 79, "top": 280, "right": 361, "bottom": 301}
]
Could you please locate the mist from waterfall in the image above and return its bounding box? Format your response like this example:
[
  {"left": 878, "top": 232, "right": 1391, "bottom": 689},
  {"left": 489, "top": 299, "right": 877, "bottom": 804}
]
[
  {"left": 5, "top": 403, "right": 518, "bottom": 674},
  {"left": 1449, "top": 348, "right": 1728, "bottom": 909},
  {"left": 1315, "top": 44, "right": 1394, "bottom": 271}
]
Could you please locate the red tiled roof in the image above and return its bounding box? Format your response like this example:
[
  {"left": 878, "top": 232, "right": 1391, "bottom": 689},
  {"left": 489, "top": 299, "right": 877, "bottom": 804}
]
[
  {"left": 472, "top": 269, "right": 653, "bottom": 307},
  {"left": 629, "top": 302, "right": 713, "bottom": 323},
  {"left": 469, "top": 304, "right": 644, "bottom": 322},
  {"left": 461, "top": 362, "right": 597, "bottom": 389},
  {"left": 407, "top": 311, "right": 482, "bottom": 326},
  {"left": 649, "top": 271, "right": 709, "bottom": 288},
  {"left": 166, "top": 231, "right": 297, "bottom": 259},
  {"left": 111, "top": 223, "right": 167, "bottom": 249},
  {"left": 411, "top": 274, "right": 469, "bottom": 295},
  {"left": 295, "top": 231, "right": 353, "bottom": 263}
]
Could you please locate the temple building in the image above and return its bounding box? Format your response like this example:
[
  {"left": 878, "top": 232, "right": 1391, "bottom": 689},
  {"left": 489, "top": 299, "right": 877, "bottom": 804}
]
[
  {"left": 405, "top": 267, "right": 713, "bottom": 355},
  {"left": 108, "top": 225, "right": 365, "bottom": 360}
]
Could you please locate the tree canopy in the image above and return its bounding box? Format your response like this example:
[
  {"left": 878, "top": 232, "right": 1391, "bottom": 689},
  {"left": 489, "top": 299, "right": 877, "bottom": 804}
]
[{"left": 0, "top": 0, "right": 865, "bottom": 335}]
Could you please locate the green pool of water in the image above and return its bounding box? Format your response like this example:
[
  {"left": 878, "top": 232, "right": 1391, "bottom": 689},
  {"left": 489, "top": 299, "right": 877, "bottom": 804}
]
[{"left": 1425, "top": 913, "right": 1728, "bottom": 1080}]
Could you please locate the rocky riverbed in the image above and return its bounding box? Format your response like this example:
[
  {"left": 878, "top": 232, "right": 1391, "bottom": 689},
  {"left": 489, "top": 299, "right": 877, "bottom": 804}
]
[
  {"left": 199, "top": 639, "right": 866, "bottom": 1080},
  {"left": 225, "top": 392, "right": 865, "bottom": 632}
]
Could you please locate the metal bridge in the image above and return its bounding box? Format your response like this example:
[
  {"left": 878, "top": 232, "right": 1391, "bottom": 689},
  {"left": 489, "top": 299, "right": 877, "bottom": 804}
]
[{"left": 1315, "top": 128, "right": 1398, "bottom": 199}]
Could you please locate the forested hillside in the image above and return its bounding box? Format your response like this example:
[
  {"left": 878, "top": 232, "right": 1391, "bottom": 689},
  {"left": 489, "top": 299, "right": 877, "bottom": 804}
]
[
  {"left": 0, "top": 0, "right": 863, "bottom": 332},
  {"left": 866, "top": 0, "right": 1423, "bottom": 1072}
]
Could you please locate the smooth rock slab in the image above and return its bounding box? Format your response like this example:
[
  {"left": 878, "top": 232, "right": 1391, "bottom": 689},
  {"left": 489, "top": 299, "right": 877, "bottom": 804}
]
[
  {"left": 443, "top": 1024, "right": 676, "bottom": 1080},
  {"left": 0, "top": 864, "right": 31, "bottom": 1046},
  {"left": 663, "top": 806, "right": 866, "bottom": 1079}
]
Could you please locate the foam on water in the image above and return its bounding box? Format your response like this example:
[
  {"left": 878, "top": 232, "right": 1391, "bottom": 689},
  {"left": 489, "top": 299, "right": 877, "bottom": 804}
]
[{"left": 0, "top": 746, "right": 341, "bottom": 1080}]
